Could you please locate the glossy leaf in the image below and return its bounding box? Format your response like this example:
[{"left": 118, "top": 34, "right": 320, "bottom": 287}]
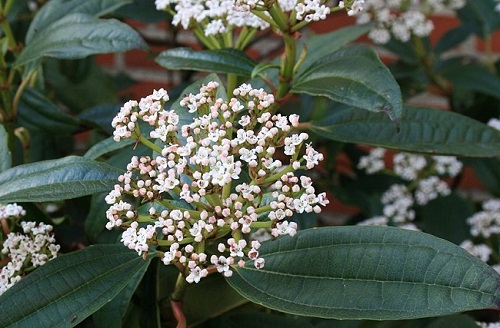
[
  {"left": 420, "top": 193, "right": 474, "bottom": 244},
  {"left": 18, "top": 87, "right": 81, "bottom": 134},
  {"left": 79, "top": 104, "right": 121, "bottom": 134},
  {"left": 84, "top": 137, "right": 136, "bottom": 160},
  {"left": 309, "top": 105, "right": 500, "bottom": 157},
  {"left": 26, "top": 0, "right": 133, "bottom": 43},
  {"left": 0, "top": 245, "right": 153, "bottom": 328},
  {"left": 156, "top": 48, "right": 256, "bottom": 77},
  {"left": 0, "top": 125, "right": 10, "bottom": 172},
  {"left": 16, "top": 13, "right": 147, "bottom": 67},
  {"left": 183, "top": 273, "right": 249, "bottom": 326},
  {"left": 438, "top": 62, "right": 500, "bottom": 100},
  {"left": 457, "top": 0, "right": 500, "bottom": 38},
  {"left": 92, "top": 262, "right": 148, "bottom": 328},
  {"left": 227, "top": 226, "right": 500, "bottom": 320},
  {"left": 293, "top": 45, "right": 403, "bottom": 123},
  {"left": 0, "top": 156, "right": 122, "bottom": 203},
  {"left": 251, "top": 62, "right": 280, "bottom": 79},
  {"left": 299, "top": 23, "right": 372, "bottom": 73}
]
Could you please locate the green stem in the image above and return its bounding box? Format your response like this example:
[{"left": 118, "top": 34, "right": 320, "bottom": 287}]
[
  {"left": 171, "top": 272, "right": 188, "bottom": 301},
  {"left": 250, "top": 221, "right": 273, "bottom": 229},
  {"left": 137, "top": 133, "right": 163, "bottom": 153},
  {"left": 411, "top": 35, "right": 449, "bottom": 96},
  {"left": 235, "top": 27, "right": 257, "bottom": 50},
  {"left": 276, "top": 33, "right": 296, "bottom": 101},
  {"left": 226, "top": 73, "right": 237, "bottom": 100},
  {"left": 193, "top": 27, "right": 219, "bottom": 50},
  {"left": 483, "top": 34, "right": 497, "bottom": 73}
]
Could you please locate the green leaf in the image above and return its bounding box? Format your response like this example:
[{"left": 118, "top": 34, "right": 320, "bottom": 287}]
[
  {"left": 299, "top": 23, "right": 372, "bottom": 73},
  {"left": 0, "top": 245, "right": 153, "bottom": 328},
  {"left": 419, "top": 193, "right": 474, "bottom": 244},
  {"left": 227, "top": 226, "right": 500, "bottom": 320},
  {"left": 0, "top": 156, "right": 122, "bottom": 203},
  {"left": 79, "top": 104, "right": 121, "bottom": 134},
  {"left": 155, "top": 48, "right": 256, "bottom": 77},
  {"left": 438, "top": 62, "right": 500, "bottom": 100},
  {"left": 92, "top": 261, "right": 148, "bottom": 328},
  {"left": 309, "top": 105, "right": 500, "bottom": 157},
  {"left": 205, "top": 312, "right": 315, "bottom": 328},
  {"left": 18, "top": 87, "right": 81, "bottom": 134},
  {"left": 182, "top": 273, "right": 249, "bottom": 326},
  {"left": 251, "top": 62, "right": 280, "bottom": 79},
  {"left": 84, "top": 137, "right": 137, "bottom": 160},
  {"left": 16, "top": 13, "right": 147, "bottom": 67},
  {"left": 293, "top": 45, "right": 402, "bottom": 123},
  {"left": 426, "top": 314, "right": 479, "bottom": 328},
  {"left": 434, "top": 26, "right": 474, "bottom": 54},
  {"left": 26, "top": 0, "right": 133, "bottom": 43},
  {"left": 457, "top": 0, "right": 500, "bottom": 38},
  {"left": 0, "top": 125, "right": 10, "bottom": 172}
]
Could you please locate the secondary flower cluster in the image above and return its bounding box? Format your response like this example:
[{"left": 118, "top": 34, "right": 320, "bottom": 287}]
[
  {"left": 155, "top": 0, "right": 359, "bottom": 37},
  {"left": 0, "top": 204, "right": 60, "bottom": 295},
  {"left": 355, "top": 0, "right": 466, "bottom": 44},
  {"left": 107, "top": 81, "right": 328, "bottom": 283},
  {"left": 356, "top": 148, "right": 462, "bottom": 229},
  {"left": 460, "top": 199, "right": 500, "bottom": 273}
]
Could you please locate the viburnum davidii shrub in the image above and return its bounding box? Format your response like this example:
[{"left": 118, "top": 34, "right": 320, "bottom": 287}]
[{"left": 2, "top": 0, "right": 500, "bottom": 327}]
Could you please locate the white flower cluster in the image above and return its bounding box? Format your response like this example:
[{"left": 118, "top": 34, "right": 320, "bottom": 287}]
[
  {"left": 1, "top": 204, "right": 60, "bottom": 295},
  {"left": 488, "top": 117, "right": 500, "bottom": 131},
  {"left": 107, "top": 82, "right": 328, "bottom": 283},
  {"left": 355, "top": 0, "right": 466, "bottom": 44},
  {"left": 477, "top": 322, "right": 500, "bottom": 328},
  {"left": 339, "top": 0, "right": 365, "bottom": 16},
  {"left": 459, "top": 239, "right": 492, "bottom": 263},
  {"left": 357, "top": 148, "right": 462, "bottom": 229},
  {"left": 467, "top": 199, "right": 500, "bottom": 238},
  {"left": 155, "top": 0, "right": 337, "bottom": 36}
]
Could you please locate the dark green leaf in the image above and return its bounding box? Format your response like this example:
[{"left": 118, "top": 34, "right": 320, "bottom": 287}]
[
  {"left": 45, "top": 59, "right": 120, "bottom": 113},
  {"left": 18, "top": 88, "right": 81, "bottom": 134},
  {"left": 434, "top": 25, "right": 474, "bottom": 54},
  {"left": 299, "top": 23, "right": 372, "bottom": 73},
  {"left": 457, "top": 0, "right": 500, "bottom": 38},
  {"left": 251, "top": 62, "right": 280, "bottom": 79},
  {"left": 182, "top": 272, "right": 249, "bottom": 326},
  {"left": 79, "top": 104, "right": 121, "bottom": 134},
  {"left": 420, "top": 193, "right": 474, "bottom": 244},
  {"left": 293, "top": 45, "right": 402, "bottom": 123},
  {"left": 0, "top": 156, "right": 122, "bottom": 203},
  {"left": 84, "top": 137, "right": 137, "bottom": 160},
  {"left": 425, "top": 314, "right": 479, "bottom": 328},
  {"left": 84, "top": 192, "right": 110, "bottom": 243},
  {"left": 156, "top": 48, "right": 256, "bottom": 77},
  {"left": 228, "top": 226, "right": 500, "bottom": 320},
  {"left": 26, "top": 0, "right": 133, "bottom": 43},
  {"left": 16, "top": 13, "right": 147, "bottom": 67},
  {"left": 205, "top": 312, "right": 315, "bottom": 328},
  {"left": 0, "top": 245, "right": 153, "bottom": 328},
  {"left": 93, "top": 260, "right": 148, "bottom": 328},
  {"left": 438, "top": 62, "right": 500, "bottom": 100},
  {"left": 114, "top": 0, "right": 168, "bottom": 23},
  {"left": 310, "top": 105, "right": 500, "bottom": 157},
  {"left": 0, "top": 125, "right": 10, "bottom": 172}
]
